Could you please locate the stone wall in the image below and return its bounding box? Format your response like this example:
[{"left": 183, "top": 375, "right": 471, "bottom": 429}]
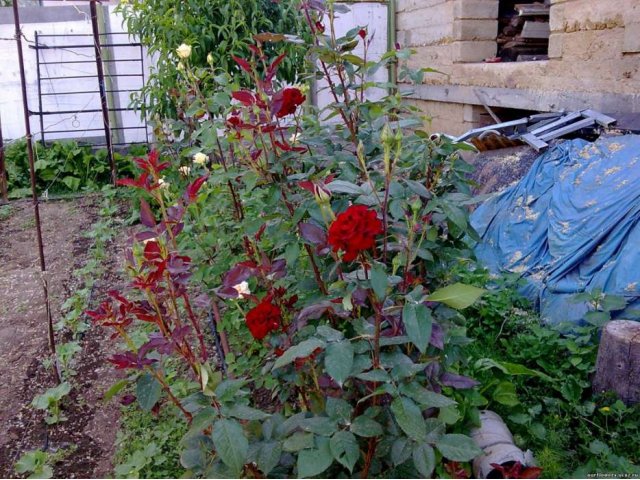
[{"left": 397, "top": 0, "right": 640, "bottom": 134}]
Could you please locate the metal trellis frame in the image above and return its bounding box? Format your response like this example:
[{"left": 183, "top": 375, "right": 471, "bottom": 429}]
[{"left": 30, "top": 23, "right": 149, "bottom": 154}]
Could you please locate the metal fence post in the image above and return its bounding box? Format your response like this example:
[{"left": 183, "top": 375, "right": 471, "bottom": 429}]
[
  {"left": 0, "top": 113, "right": 7, "bottom": 203},
  {"left": 12, "top": 0, "right": 60, "bottom": 383},
  {"left": 90, "top": 0, "right": 116, "bottom": 185}
]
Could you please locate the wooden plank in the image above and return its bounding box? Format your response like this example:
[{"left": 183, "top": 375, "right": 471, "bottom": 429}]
[
  {"left": 538, "top": 118, "right": 596, "bottom": 141},
  {"left": 521, "top": 133, "right": 548, "bottom": 151},
  {"left": 521, "top": 21, "right": 550, "bottom": 39}
]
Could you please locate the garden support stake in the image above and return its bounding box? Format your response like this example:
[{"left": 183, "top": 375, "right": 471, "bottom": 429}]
[
  {"left": 0, "top": 112, "right": 7, "bottom": 203},
  {"left": 12, "top": 0, "right": 60, "bottom": 384},
  {"left": 90, "top": 0, "right": 116, "bottom": 186}
]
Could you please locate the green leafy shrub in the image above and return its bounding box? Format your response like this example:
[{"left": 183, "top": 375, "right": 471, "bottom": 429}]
[
  {"left": 90, "top": 1, "right": 499, "bottom": 477},
  {"left": 117, "top": 0, "right": 307, "bottom": 118},
  {"left": 3, "top": 140, "right": 142, "bottom": 198}
]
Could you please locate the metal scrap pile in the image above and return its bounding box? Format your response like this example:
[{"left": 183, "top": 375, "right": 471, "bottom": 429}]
[{"left": 453, "top": 110, "right": 617, "bottom": 152}]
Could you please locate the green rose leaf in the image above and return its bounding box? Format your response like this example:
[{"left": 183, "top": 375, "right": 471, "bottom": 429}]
[
  {"left": 273, "top": 338, "right": 325, "bottom": 370},
  {"left": 136, "top": 373, "right": 161, "bottom": 411},
  {"left": 283, "top": 432, "right": 315, "bottom": 452},
  {"left": 427, "top": 283, "right": 486, "bottom": 310},
  {"left": 212, "top": 419, "right": 249, "bottom": 476},
  {"left": 435, "top": 434, "right": 482, "bottom": 462},
  {"left": 257, "top": 441, "right": 282, "bottom": 475},
  {"left": 402, "top": 302, "right": 432, "bottom": 354},
  {"left": 350, "top": 416, "right": 383, "bottom": 437},
  {"left": 412, "top": 443, "right": 436, "bottom": 477},
  {"left": 370, "top": 263, "right": 388, "bottom": 300},
  {"left": 390, "top": 396, "right": 427, "bottom": 442},
  {"left": 297, "top": 437, "right": 333, "bottom": 478},
  {"left": 400, "top": 383, "right": 457, "bottom": 408},
  {"left": 325, "top": 340, "right": 354, "bottom": 387},
  {"left": 330, "top": 431, "right": 360, "bottom": 473}
]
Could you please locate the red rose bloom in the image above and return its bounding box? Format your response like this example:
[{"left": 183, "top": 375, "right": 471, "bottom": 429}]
[
  {"left": 246, "top": 298, "right": 282, "bottom": 340},
  {"left": 327, "top": 205, "right": 383, "bottom": 262},
  {"left": 276, "top": 87, "right": 306, "bottom": 118}
]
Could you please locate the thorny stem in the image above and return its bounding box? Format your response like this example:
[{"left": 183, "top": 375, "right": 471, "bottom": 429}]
[
  {"left": 116, "top": 326, "right": 192, "bottom": 422},
  {"left": 382, "top": 177, "right": 391, "bottom": 263},
  {"left": 301, "top": 4, "right": 358, "bottom": 144},
  {"left": 182, "top": 293, "right": 209, "bottom": 361},
  {"left": 361, "top": 437, "right": 379, "bottom": 479},
  {"left": 280, "top": 189, "right": 329, "bottom": 295},
  {"left": 211, "top": 299, "right": 231, "bottom": 358}
]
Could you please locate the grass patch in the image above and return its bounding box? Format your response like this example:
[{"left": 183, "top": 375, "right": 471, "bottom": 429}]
[
  {"left": 0, "top": 204, "right": 12, "bottom": 221},
  {"left": 113, "top": 403, "right": 187, "bottom": 479}
]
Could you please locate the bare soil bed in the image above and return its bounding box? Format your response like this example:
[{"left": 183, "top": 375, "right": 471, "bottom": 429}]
[{"left": 0, "top": 196, "right": 128, "bottom": 478}]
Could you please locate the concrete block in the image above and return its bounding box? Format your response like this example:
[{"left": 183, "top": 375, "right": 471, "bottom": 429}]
[
  {"left": 397, "top": 2, "right": 453, "bottom": 31},
  {"left": 454, "top": 0, "right": 499, "bottom": 20},
  {"left": 453, "top": 19, "right": 498, "bottom": 40},
  {"left": 548, "top": 33, "right": 564, "bottom": 58},
  {"left": 463, "top": 104, "right": 486, "bottom": 122},
  {"left": 549, "top": 2, "right": 565, "bottom": 32},
  {"left": 397, "top": 0, "right": 448, "bottom": 14},
  {"left": 404, "top": 24, "right": 454, "bottom": 46},
  {"left": 623, "top": 22, "right": 640, "bottom": 53},
  {"left": 409, "top": 44, "right": 454, "bottom": 67},
  {"left": 452, "top": 40, "right": 497, "bottom": 62}
]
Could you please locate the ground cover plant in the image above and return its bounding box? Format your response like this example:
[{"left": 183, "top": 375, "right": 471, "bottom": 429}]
[
  {"left": 459, "top": 268, "right": 640, "bottom": 478},
  {"left": 2, "top": 140, "right": 141, "bottom": 198}
]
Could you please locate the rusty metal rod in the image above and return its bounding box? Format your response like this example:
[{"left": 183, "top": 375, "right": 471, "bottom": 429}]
[
  {"left": 0, "top": 112, "right": 7, "bottom": 203},
  {"left": 12, "top": 0, "right": 60, "bottom": 383},
  {"left": 90, "top": 0, "right": 116, "bottom": 185}
]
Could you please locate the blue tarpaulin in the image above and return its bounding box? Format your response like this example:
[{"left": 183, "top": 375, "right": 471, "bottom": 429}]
[{"left": 470, "top": 135, "right": 640, "bottom": 324}]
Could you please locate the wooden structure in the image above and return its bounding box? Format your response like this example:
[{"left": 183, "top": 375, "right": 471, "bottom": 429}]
[{"left": 593, "top": 320, "right": 640, "bottom": 405}]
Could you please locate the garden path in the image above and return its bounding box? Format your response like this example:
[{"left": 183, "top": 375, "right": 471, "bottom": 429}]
[{"left": 0, "top": 197, "right": 125, "bottom": 477}]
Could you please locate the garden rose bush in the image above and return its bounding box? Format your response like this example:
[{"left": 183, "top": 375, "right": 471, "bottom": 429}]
[{"left": 95, "top": 1, "right": 492, "bottom": 478}]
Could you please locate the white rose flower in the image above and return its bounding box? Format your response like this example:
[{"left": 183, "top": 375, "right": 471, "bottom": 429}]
[
  {"left": 207, "top": 53, "right": 214, "bottom": 65},
  {"left": 176, "top": 62, "right": 184, "bottom": 71},
  {"left": 193, "top": 152, "right": 208, "bottom": 165},
  {"left": 179, "top": 166, "right": 191, "bottom": 176},
  {"left": 232, "top": 281, "right": 251, "bottom": 298},
  {"left": 289, "top": 132, "right": 301, "bottom": 144},
  {"left": 176, "top": 43, "right": 192, "bottom": 59}
]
